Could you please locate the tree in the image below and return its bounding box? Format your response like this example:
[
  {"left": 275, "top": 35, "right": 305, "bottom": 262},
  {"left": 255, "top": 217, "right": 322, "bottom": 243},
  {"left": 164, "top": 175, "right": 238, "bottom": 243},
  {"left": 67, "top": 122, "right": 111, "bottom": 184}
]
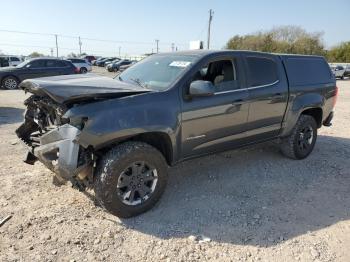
[
  {"left": 29, "top": 52, "right": 44, "bottom": 58},
  {"left": 67, "top": 52, "right": 78, "bottom": 58},
  {"left": 326, "top": 42, "right": 350, "bottom": 63},
  {"left": 226, "top": 26, "right": 325, "bottom": 56}
]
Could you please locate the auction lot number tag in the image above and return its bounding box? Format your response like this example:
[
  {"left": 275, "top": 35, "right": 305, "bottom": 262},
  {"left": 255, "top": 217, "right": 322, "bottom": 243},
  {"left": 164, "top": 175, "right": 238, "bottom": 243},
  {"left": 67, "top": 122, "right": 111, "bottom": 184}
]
[{"left": 169, "top": 61, "right": 191, "bottom": 68}]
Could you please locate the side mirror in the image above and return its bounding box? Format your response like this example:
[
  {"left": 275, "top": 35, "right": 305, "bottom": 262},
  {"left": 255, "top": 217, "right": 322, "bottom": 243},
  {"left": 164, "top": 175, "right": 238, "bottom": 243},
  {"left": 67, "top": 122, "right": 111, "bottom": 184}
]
[{"left": 189, "top": 80, "right": 215, "bottom": 97}]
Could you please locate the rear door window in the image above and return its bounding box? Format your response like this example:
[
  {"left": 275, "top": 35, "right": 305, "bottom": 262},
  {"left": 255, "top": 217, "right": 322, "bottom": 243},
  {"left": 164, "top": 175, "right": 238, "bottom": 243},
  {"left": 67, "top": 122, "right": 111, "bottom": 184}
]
[
  {"left": 283, "top": 57, "right": 332, "bottom": 86},
  {"left": 245, "top": 56, "right": 278, "bottom": 87},
  {"left": 55, "top": 60, "right": 68, "bottom": 67}
]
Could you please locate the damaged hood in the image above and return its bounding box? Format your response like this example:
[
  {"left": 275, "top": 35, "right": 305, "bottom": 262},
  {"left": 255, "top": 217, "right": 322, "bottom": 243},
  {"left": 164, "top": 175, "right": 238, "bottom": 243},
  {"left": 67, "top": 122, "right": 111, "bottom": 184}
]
[{"left": 19, "top": 74, "right": 151, "bottom": 104}]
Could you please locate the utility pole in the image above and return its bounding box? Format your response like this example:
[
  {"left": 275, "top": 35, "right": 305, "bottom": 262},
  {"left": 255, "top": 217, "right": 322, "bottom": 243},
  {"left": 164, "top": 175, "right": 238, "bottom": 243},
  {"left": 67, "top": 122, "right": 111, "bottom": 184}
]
[
  {"left": 118, "top": 46, "right": 121, "bottom": 57},
  {"left": 155, "top": 39, "right": 159, "bottom": 53},
  {"left": 55, "top": 34, "right": 58, "bottom": 57},
  {"left": 171, "top": 43, "right": 175, "bottom": 52},
  {"left": 50, "top": 48, "right": 53, "bottom": 57},
  {"left": 207, "top": 9, "right": 214, "bottom": 49},
  {"left": 78, "top": 36, "right": 82, "bottom": 56}
]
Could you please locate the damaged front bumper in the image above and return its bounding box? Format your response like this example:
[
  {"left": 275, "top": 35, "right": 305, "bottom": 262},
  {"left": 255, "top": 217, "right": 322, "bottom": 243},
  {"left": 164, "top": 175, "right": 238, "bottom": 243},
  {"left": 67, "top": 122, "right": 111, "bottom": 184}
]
[{"left": 17, "top": 123, "right": 92, "bottom": 183}]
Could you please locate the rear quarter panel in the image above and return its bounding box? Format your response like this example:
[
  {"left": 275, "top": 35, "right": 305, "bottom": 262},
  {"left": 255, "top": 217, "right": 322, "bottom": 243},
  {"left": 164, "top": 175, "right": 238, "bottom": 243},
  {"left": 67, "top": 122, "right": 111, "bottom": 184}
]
[{"left": 280, "top": 55, "right": 336, "bottom": 136}]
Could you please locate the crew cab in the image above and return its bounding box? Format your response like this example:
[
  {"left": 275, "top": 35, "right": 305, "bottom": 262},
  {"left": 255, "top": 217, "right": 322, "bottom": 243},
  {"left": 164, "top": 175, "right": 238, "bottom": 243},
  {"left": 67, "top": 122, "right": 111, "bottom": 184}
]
[{"left": 16, "top": 50, "right": 337, "bottom": 218}]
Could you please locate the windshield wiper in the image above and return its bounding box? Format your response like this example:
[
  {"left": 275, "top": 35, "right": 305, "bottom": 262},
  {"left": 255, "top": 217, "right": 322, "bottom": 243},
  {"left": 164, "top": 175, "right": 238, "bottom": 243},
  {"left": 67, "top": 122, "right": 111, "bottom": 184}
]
[{"left": 129, "top": 78, "right": 147, "bottom": 89}]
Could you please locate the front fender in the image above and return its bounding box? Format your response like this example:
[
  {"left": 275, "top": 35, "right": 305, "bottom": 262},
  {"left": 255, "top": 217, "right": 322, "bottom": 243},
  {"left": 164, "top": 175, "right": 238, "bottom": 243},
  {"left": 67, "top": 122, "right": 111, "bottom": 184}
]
[{"left": 65, "top": 90, "right": 181, "bottom": 152}]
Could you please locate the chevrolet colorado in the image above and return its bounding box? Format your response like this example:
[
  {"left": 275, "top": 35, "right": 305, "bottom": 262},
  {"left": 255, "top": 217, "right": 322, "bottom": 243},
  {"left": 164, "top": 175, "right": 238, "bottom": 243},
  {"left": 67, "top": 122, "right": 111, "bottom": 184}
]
[{"left": 16, "top": 51, "right": 337, "bottom": 217}]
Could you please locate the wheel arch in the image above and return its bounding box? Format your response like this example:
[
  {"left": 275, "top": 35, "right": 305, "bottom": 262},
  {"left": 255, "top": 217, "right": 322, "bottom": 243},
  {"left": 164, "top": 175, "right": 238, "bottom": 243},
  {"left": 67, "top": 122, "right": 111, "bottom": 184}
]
[
  {"left": 95, "top": 131, "right": 174, "bottom": 166},
  {"left": 300, "top": 107, "right": 323, "bottom": 128},
  {"left": 281, "top": 92, "right": 324, "bottom": 137}
]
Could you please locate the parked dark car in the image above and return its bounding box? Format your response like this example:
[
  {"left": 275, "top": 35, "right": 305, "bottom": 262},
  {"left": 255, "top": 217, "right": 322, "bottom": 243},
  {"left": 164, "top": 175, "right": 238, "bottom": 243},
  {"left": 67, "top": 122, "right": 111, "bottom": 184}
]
[
  {"left": 0, "top": 56, "right": 10, "bottom": 67},
  {"left": 91, "top": 57, "right": 105, "bottom": 66},
  {"left": 16, "top": 51, "right": 337, "bottom": 218},
  {"left": 104, "top": 58, "right": 121, "bottom": 68},
  {"left": 81, "top": 55, "right": 96, "bottom": 63},
  {"left": 118, "top": 61, "right": 137, "bottom": 72},
  {"left": 106, "top": 59, "right": 132, "bottom": 72},
  {"left": 0, "top": 58, "right": 78, "bottom": 89},
  {"left": 96, "top": 57, "right": 116, "bottom": 67}
]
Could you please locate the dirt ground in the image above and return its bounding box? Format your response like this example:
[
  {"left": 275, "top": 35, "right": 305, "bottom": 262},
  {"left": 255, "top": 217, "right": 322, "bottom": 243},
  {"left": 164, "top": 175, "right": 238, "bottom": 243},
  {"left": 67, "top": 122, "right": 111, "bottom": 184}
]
[{"left": 0, "top": 69, "right": 349, "bottom": 262}]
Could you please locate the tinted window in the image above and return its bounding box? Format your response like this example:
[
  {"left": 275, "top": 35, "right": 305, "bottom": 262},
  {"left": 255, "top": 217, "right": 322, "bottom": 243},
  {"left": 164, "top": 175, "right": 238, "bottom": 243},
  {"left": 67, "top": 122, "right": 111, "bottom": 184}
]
[
  {"left": 29, "top": 60, "right": 46, "bottom": 68},
  {"left": 69, "top": 59, "right": 83, "bottom": 63},
  {"left": 284, "top": 57, "right": 332, "bottom": 86},
  {"left": 55, "top": 60, "right": 69, "bottom": 67},
  {"left": 246, "top": 56, "right": 278, "bottom": 87},
  {"left": 46, "top": 60, "right": 56, "bottom": 67},
  {"left": 10, "top": 57, "right": 20, "bottom": 61}
]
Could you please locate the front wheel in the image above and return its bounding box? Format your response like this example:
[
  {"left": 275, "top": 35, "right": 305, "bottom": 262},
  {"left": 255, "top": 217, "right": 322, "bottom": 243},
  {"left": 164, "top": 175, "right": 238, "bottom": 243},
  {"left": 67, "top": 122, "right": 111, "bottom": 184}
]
[
  {"left": 280, "top": 115, "right": 317, "bottom": 159},
  {"left": 2, "top": 76, "right": 19, "bottom": 90},
  {"left": 94, "top": 142, "right": 168, "bottom": 218},
  {"left": 80, "top": 67, "right": 87, "bottom": 74}
]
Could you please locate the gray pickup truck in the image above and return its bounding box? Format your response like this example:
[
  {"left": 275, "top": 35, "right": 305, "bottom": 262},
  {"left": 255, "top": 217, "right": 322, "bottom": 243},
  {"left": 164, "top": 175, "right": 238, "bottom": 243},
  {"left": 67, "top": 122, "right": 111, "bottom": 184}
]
[{"left": 16, "top": 50, "right": 337, "bottom": 217}]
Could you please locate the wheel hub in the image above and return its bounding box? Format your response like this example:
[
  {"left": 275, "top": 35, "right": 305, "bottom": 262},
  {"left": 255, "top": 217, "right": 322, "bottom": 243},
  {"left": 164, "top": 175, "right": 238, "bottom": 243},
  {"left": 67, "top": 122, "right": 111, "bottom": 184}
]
[
  {"left": 116, "top": 161, "right": 158, "bottom": 206},
  {"left": 298, "top": 125, "right": 314, "bottom": 151},
  {"left": 4, "top": 78, "right": 17, "bottom": 89}
]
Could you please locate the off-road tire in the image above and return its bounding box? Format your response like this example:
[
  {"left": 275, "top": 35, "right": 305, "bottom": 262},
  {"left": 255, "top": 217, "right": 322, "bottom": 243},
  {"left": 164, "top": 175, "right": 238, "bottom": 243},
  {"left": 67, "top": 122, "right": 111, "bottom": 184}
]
[
  {"left": 280, "top": 115, "right": 318, "bottom": 160},
  {"left": 94, "top": 141, "right": 168, "bottom": 218}
]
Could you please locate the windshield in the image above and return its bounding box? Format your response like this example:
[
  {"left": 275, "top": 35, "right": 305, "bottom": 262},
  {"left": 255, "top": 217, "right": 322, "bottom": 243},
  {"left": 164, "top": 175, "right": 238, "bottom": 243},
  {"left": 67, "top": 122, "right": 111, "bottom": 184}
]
[
  {"left": 117, "top": 54, "right": 198, "bottom": 91},
  {"left": 16, "top": 60, "right": 31, "bottom": 68}
]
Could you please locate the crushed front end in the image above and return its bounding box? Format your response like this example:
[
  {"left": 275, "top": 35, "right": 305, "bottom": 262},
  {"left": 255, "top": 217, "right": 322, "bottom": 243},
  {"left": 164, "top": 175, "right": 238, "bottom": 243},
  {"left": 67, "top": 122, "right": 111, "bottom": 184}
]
[{"left": 16, "top": 95, "right": 93, "bottom": 190}]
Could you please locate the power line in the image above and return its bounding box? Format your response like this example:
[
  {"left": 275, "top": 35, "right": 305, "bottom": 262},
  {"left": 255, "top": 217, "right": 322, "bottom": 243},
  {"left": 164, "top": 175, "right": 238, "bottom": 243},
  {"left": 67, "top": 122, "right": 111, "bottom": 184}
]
[{"left": 0, "top": 29, "right": 188, "bottom": 46}]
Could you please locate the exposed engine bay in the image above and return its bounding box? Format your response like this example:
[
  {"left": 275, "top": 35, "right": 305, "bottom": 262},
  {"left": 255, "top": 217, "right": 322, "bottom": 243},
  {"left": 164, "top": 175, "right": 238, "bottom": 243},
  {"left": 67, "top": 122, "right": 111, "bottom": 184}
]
[{"left": 16, "top": 95, "right": 93, "bottom": 190}]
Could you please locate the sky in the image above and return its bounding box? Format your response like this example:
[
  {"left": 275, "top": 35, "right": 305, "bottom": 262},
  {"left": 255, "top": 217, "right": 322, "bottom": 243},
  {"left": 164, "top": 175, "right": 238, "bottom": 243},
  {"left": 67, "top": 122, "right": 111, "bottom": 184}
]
[{"left": 0, "top": 0, "right": 349, "bottom": 57}]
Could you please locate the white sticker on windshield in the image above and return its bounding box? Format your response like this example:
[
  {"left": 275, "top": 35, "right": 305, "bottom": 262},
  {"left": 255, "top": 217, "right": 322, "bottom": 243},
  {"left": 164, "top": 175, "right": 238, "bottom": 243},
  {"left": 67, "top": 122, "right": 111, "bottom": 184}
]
[{"left": 169, "top": 61, "right": 191, "bottom": 68}]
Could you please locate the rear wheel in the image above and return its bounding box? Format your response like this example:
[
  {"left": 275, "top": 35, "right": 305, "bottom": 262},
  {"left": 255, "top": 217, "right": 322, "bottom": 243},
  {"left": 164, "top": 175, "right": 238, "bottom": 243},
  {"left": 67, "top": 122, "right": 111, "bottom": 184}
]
[
  {"left": 94, "top": 141, "right": 168, "bottom": 218},
  {"left": 2, "top": 76, "right": 19, "bottom": 90},
  {"left": 80, "top": 67, "right": 87, "bottom": 74},
  {"left": 280, "top": 115, "right": 317, "bottom": 159}
]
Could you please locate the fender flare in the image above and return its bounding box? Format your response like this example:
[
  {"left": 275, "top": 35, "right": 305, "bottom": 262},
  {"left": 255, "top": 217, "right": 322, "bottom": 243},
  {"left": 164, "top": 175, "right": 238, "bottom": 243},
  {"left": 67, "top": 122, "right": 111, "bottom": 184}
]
[{"left": 280, "top": 93, "right": 324, "bottom": 137}]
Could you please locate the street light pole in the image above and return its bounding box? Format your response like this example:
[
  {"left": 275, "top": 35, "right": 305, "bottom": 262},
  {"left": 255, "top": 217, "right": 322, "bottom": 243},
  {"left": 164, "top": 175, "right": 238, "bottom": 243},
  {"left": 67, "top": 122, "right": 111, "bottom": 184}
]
[
  {"left": 207, "top": 9, "right": 214, "bottom": 49},
  {"left": 55, "top": 34, "right": 58, "bottom": 57},
  {"left": 155, "top": 39, "right": 159, "bottom": 53},
  {"left": 79, "top": 36, "right": 82, "bottom": 56}
]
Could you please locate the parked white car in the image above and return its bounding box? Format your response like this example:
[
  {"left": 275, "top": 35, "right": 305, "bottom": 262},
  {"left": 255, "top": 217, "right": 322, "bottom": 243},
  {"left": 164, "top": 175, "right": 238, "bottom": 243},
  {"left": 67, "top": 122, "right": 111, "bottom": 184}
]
[
  {"left": 0, "top": 55, "right": 22, "bottom": 67},
  {"left": 330, "top": 65, "right": 346, "bottom": 79},
  {"left": 67, "top": 58, "right": 92, "bottom": 73}
]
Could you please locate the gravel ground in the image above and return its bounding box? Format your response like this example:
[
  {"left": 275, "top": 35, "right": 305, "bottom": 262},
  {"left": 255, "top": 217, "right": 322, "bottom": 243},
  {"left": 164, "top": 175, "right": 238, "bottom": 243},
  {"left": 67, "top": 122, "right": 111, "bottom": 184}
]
[{"left": 0, "top": 70, "right": 349, "bottom": 262}]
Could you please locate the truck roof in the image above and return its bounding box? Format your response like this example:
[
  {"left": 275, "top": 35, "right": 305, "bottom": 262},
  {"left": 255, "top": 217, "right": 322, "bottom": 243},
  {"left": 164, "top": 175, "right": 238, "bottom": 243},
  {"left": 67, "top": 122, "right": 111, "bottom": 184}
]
[{"left": 157, "top": 50, "right": 325, "bottom": 59}]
